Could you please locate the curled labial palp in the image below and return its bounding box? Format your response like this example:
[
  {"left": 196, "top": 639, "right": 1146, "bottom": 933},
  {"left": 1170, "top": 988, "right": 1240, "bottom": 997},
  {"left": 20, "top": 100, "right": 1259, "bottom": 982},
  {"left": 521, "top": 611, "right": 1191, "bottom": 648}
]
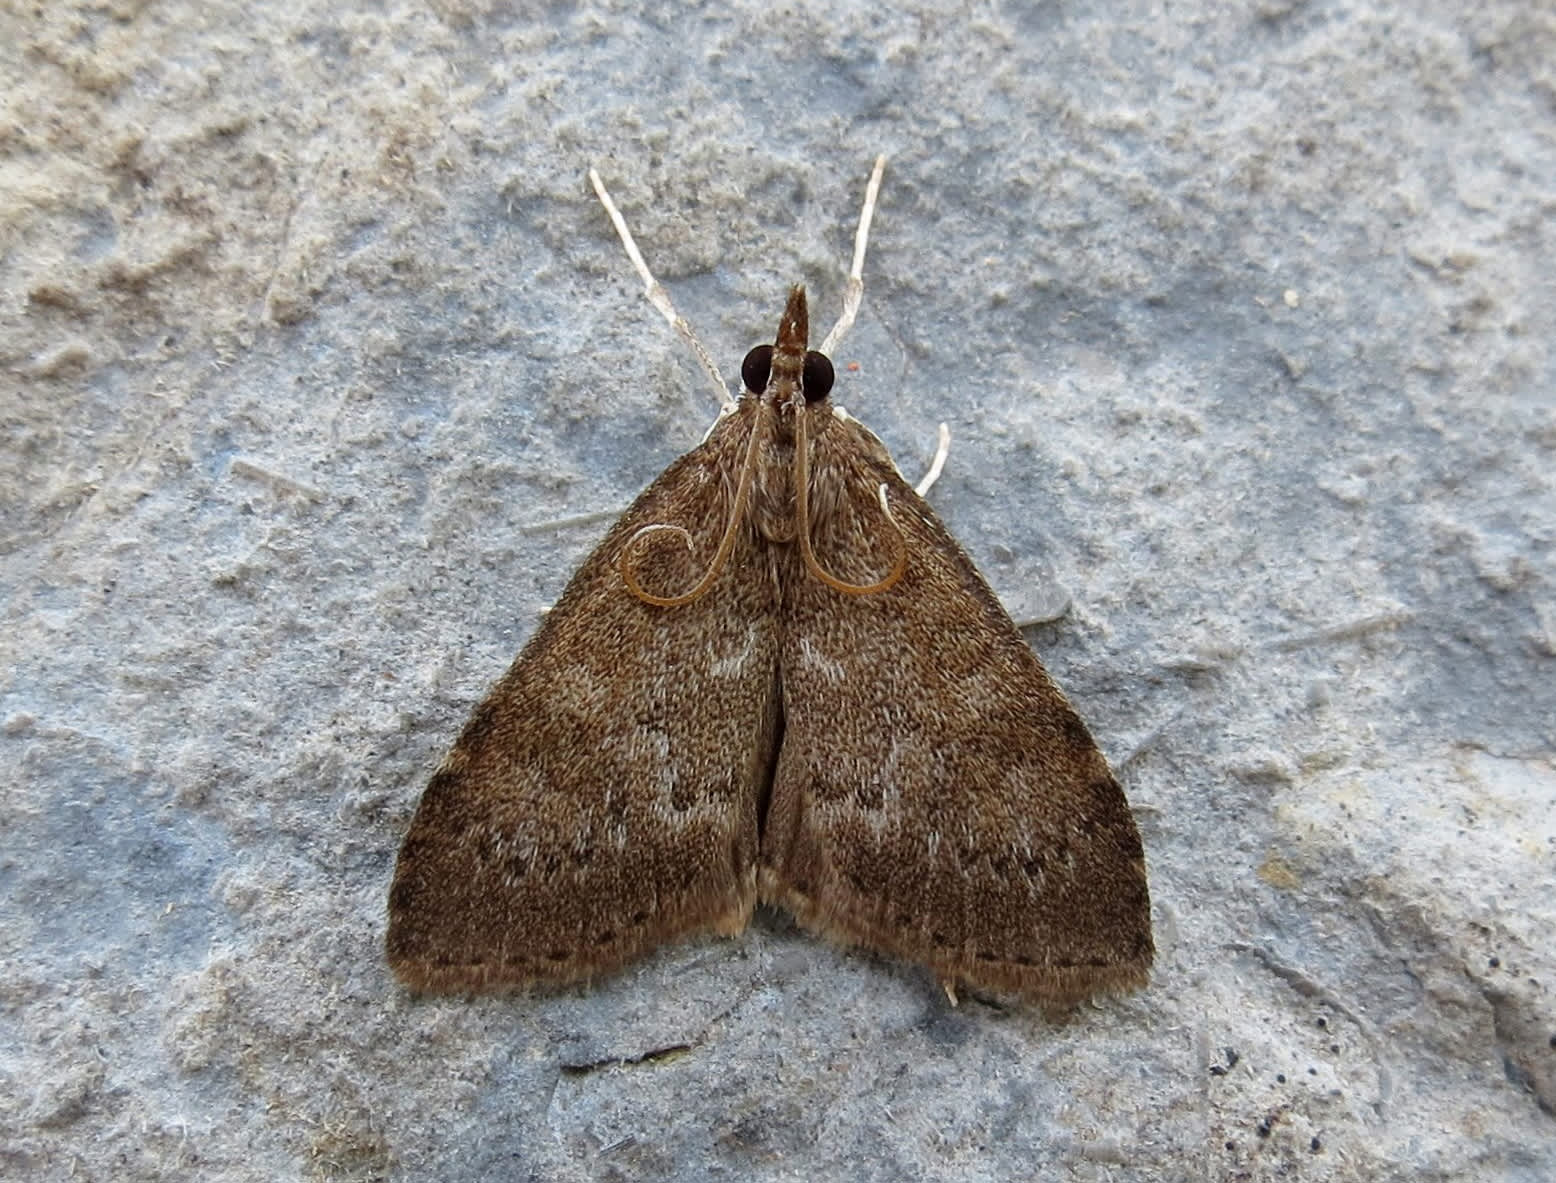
[
  {"left": 619, "top": 377, "right": 907, "bottom": 608},
  {"left": 618, "top": 402, "right": 767, "bottom": 607}
]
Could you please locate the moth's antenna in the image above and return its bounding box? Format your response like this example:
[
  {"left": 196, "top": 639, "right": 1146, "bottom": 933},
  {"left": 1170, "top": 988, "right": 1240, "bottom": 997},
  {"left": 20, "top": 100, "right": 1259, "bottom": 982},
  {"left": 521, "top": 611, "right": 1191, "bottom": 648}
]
[
  {"left": 589, "top": 168, "right": 735, "bottom": 410},
  {"left": 819, "top": 155, "right": 887, "bottom": 358}
]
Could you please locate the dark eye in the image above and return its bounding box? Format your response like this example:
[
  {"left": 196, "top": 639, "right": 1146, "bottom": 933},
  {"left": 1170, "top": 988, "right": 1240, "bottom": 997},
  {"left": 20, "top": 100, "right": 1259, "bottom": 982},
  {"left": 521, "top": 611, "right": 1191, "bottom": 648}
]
[
  {"left": 741, "top": 345, "right": 773, "bottom": 393},
  {"left": 802, "top": 351, "right": 834, "bottom": 402}
]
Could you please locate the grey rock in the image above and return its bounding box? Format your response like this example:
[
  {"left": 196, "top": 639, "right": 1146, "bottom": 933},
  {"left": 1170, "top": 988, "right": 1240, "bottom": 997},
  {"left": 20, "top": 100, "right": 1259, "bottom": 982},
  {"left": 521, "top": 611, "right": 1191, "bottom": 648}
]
[{"left": 2, "top": 1, "right": 1553, "bottom": 1180}]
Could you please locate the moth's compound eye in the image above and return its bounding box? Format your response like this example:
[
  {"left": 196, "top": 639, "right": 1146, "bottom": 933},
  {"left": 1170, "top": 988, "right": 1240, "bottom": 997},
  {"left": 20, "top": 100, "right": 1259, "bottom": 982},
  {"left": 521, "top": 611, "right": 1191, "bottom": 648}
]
[
  {"left": 741, "top": 345, "right": 774, "bottom": 393},
  {"left": 802, "top": 351, "right": 834, "bottom": 402}
]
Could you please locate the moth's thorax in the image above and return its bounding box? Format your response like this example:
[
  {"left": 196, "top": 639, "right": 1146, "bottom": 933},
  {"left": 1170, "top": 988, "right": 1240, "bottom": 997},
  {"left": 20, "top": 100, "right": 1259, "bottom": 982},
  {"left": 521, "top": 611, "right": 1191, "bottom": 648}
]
[
  {"left": 740, "top": 397, "right": 850, "bottom": 545},
  {"left": 748, "top": 403, "right": 800, "bottom": 543}
]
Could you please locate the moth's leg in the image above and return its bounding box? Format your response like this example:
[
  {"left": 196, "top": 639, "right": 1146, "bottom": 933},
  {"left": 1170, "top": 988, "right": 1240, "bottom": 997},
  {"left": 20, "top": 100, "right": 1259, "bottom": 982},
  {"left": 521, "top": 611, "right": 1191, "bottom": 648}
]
[
  {"left": 819, "top": 154, "right": 887, "bottom": 358},
  {"left": 915, "top": 422, "right": 951, "bottom": 497},
  {"left": 589, "top": 168, "right": 734, "bottom": 409}
]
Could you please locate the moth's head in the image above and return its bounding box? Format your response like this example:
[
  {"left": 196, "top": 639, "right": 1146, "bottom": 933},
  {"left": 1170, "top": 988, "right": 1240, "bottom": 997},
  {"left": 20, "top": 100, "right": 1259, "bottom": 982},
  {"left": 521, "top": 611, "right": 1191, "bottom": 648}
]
[{"left": 741, "top": 285, "right": 835, "bottom": 411}]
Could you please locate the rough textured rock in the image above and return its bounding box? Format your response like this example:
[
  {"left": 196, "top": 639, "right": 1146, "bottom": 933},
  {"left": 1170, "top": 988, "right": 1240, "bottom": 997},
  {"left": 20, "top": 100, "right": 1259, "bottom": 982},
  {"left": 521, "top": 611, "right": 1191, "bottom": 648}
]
[{"left": 2, "top": 2, "right": 1552, "bottom": 1180}]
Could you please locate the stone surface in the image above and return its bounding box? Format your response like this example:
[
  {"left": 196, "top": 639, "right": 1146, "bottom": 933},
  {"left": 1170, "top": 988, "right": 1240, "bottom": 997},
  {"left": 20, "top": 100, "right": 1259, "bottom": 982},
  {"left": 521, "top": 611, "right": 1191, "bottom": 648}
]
[{"left": 2, "top": 2, "right": 1553, "bottom": 1180}]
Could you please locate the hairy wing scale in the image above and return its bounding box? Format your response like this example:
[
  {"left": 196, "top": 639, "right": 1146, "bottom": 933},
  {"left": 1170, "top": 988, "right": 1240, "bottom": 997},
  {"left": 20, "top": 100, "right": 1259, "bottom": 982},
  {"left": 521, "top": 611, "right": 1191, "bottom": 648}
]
[
  {"left": 759, "top": 413, "right": 1152, "bottom": 1001},
  {"left": 389, "top": 403, "right": 1150, "bottom": 1001},
  {"left": 387, "top": 406, "right": 778, "bottom": 991}
]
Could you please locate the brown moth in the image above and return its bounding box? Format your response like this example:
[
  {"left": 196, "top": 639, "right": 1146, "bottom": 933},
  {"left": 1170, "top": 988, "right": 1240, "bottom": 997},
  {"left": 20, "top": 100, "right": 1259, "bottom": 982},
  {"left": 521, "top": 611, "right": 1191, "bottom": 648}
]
[{"left": 386, "top": 158, "right": 1152, "bottom": 1004}]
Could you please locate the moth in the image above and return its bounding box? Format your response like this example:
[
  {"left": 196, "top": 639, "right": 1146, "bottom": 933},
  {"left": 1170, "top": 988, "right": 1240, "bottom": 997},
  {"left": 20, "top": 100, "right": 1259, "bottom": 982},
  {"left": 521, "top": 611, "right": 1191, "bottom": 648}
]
[{"left": 386, "top": 158, "right": 1152, "bottom": 1004}]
